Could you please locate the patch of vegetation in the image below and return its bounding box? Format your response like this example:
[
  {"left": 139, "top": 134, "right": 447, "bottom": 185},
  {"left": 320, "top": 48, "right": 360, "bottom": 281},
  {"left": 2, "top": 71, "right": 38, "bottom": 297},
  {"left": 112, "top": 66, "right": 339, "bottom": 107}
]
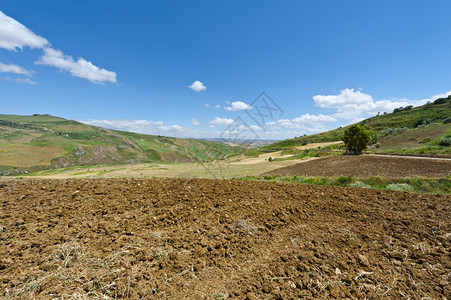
[
  {"left": 438, "top": 135, "right": 451, "bottom": 147},
  {"left": 380, "top": 127, "right": 408, "bottom": 136},
  {"left": 386, "top": 183, "right": 413, "bottom": 192},
  {"left": 234, "top": 175, "right": 451, "bottom": 194}
]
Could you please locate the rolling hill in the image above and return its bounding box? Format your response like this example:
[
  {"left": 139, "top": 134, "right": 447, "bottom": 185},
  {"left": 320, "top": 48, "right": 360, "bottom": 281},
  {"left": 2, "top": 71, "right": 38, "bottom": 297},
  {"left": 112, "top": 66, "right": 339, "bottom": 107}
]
[
  {"left": 0, "top": 114, "right": 243, "bottom": 175},
  {"left": 261, "top": 95, "right": 451, "bottom": 154}
]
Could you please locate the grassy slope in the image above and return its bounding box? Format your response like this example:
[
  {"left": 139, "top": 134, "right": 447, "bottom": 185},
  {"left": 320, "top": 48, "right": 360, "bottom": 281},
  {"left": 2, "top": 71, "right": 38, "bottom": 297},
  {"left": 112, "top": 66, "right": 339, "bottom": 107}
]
[
  {"left": 261, "top": 97, "right": 451, "bottom": 153},
  {"left": 0, "top": 114, "right": 243, "bottom": 172}
]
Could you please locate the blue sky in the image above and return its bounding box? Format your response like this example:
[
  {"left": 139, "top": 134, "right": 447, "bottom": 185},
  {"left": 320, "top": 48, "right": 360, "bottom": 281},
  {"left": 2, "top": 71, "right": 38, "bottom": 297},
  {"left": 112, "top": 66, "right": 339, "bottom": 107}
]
[{"left": 1, "top": 1, "right": 451, "bottom": 140}]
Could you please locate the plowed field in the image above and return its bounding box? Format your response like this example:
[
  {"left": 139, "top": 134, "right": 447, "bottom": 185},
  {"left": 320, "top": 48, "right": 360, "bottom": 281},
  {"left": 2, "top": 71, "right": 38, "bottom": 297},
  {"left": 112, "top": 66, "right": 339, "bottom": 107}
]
[
  {"left": 0, "top": 178, "right": 450, "bottom": 299},
  {"left": 264, "top": 155, "right": 451, "bottom": 178}
]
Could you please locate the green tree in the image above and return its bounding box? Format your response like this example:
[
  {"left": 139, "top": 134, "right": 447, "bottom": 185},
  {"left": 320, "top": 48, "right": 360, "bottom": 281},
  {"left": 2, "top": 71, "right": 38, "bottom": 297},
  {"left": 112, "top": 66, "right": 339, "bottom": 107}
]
[{"left": 342, "top": 125, "right": 370, "bottom": 154}]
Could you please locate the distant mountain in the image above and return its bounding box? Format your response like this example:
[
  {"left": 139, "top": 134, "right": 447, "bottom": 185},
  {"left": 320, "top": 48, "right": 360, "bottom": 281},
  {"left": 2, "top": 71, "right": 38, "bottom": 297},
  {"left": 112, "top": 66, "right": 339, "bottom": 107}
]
[
  {"left": 260, "top": 95, "right": 451, "bottom": 153},
  {"left": 0, "top": 114, "right": 243, "bottom": 175}
]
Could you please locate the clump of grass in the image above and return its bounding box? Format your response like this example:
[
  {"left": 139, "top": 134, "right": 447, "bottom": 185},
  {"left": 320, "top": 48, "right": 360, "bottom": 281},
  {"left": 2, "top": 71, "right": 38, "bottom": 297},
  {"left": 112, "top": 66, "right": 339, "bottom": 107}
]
[{"left": 152, "top": 247, "right": 168, "bottom": 260}]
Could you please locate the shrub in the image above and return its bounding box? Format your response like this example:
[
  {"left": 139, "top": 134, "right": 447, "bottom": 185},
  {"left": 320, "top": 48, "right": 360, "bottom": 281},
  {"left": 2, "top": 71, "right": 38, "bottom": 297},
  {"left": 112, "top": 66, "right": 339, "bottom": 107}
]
[
  {"left": 336, "top": 176, "right": 352, "bottom": 185},
  {"left": 349, "top": 181, "right": 372, "bottom": 189},
  {"left": 433, "top": 97, "right": 449, "bottom": 105},
  {"left": 380, "top": 127, "right": 408, "bottom": 136},
  {"left": 393, "top": 106, "right": 413, "bottom": 113},
  {"left": 444, "top": 117, "right": 451, "bottom": 124},
  {"left": 414, "top": 118, "right": 431, "bottom": 128},
  {"left": 268, "top": 157, "right": 273, "bottom": 162},
  {"left": 342, "top": 125, "right": 370, "bottom": 154},
  {"left": 386, "top": 183, "right": 413, "bottom": 192},
  {"left": 438, "top": 137, "right": 451, "bottom": 147}
]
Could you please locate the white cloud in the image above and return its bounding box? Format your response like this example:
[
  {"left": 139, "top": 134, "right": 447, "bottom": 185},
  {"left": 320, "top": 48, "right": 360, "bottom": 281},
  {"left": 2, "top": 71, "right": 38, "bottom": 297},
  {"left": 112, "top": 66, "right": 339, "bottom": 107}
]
[
  {"left": 0, "top": 62, "right": 33, "bottom": 76},
  {"left": 36, "top": 47, "right": 117, "bottom": 84},
  {"left": 0, "top": 10, "right": 49, "bottom": 51},
  {"left": 314, "top": 88, "right": 373, "bottom": 108},
  {"left": 192, "top": 119, "right": 200, "bottom": 126},
  {"left": 80, "top": 119, "right": 188, "bottom": 136},
  {"left": 210, "top": 117, "right": 235, "bottom": 126},
  {"left": 273, "top": 113, "right": 337, "bottom": 134},
  {"left": 249, "top": 125, "right": 263, "bottom": 131},
  {"left": 1, "top": 75, "right": 37, "bottom": 85},
  {"left": 0, "top": 10, "right": 117, "bottom": 84},
  {"left": 314, "top": 88, "right": 412, "bottom": 121},
  {"left": 215, "top": 104, "right": 221, "bottom": 109},
  {"left": 204, "top": 103, "right": 210, "bottom": 108},
  {"left": 224, "top": 101, "right": 252, "bottom": 111},
  {"left": 15, "top": 77, "right": 37, "bottom": 85},
  {"left": 188, "top": 80, "right": 206, "bottom": 92}
]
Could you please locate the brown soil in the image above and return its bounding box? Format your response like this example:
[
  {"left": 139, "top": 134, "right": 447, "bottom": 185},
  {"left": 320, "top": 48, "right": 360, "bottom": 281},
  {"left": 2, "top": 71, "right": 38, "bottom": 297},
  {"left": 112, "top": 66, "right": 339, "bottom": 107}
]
[
  {"left": 264, "top": 155, "right": 451, "bottom": 178},
  {"left": 0, "top": 178, "right": 450, "bottom": 299}
]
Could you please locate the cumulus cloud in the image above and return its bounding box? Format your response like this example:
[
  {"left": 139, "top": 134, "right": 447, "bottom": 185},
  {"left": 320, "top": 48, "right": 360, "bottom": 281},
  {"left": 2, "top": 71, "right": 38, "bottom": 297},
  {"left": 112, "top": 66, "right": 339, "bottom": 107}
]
[
  {"left": 314, "top": 88, "right": 373, "bottom": 108},
  {"left": 215, "top": 104, "right": 221, "bottom": 109},
  {"left": 192, "top": 119, "right": 200, "bottom": 126},
  {"left": 0, "top": 10, "right": 48, "bottom": 50},
  {"left": 80, "top": 119, "right": 189, "bottom": 136},
  {"left": 0, "top": 62, "right": 33, "bottom": 76},
  {"left": 36, "top": 48, "right": 117, "bottom": 84},
  {"left": 204, "top": 103, "right": 210, "bottom": 108},
  {"left": 314, "top": 88, "right": 413, "bottom": 121},
  {"left": 209, "top": 117, "right": 235, "bottom": 126},
  {"left": 272, "top": 113, "right": 337, "bottom": 134},
  {"left": 0, "top": 10, "right": 117, "bottom": 84},
  {"left": 224, "top": 101, "right": 252, "bottom": 111},
  {"left": 188, "top": 80, "right": 206, "bottom": 92}
]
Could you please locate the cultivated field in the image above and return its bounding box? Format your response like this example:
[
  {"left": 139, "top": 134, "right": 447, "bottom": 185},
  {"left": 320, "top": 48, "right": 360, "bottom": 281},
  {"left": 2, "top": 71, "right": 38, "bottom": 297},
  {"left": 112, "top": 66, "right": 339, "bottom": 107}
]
[
  {"left": 1, "top": 178, "right": 450, "bottom": 299},
  {"left": 264, "top": 155, "right": 451, "bottom": 178}
]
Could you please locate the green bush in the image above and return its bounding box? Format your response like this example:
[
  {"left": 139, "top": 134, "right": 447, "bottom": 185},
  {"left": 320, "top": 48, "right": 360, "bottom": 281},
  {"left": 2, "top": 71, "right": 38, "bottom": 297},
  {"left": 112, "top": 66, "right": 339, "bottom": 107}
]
[
  {"left": 434, "top": 96, "right": 450, "bottom": 105},
  {"left": 444, "top": 117, "right": 451, "bottom": 124},
  {"left": 342, "top": 125, "right": 370, "bottom": 154},
  {"left": 336, "top": 176, "right": 352, "bottom": 185},
  {"left": 349, "top": 181, "right": 372, "bottom": 189},
  {"left": 380, "top": 127, "right": 408, "bottom": 136},
  {"left": 438, "top": 137, "right": 451, "bottom": 147},
  {"left": 386, "top": 183, "right": 413, "bottom": 192},
  {"left": 414, "top": 118, "right": 431, "bottom": 128}
]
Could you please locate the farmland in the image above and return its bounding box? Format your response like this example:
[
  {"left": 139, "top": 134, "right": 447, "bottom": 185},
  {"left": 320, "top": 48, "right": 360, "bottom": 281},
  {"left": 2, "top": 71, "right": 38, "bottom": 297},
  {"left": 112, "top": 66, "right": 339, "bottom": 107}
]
[{"left": 1, "top": 178, "right": 450, "bottom": 299}]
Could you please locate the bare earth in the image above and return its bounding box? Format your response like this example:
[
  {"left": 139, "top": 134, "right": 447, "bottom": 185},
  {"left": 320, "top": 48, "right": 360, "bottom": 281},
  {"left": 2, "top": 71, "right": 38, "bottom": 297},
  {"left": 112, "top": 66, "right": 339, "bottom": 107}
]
[
  {"left": 264, "top": 155, "right": 451, "bottom": 178},
  {"left": 0, "top": 178, "right": 450, "bottom": 299}
]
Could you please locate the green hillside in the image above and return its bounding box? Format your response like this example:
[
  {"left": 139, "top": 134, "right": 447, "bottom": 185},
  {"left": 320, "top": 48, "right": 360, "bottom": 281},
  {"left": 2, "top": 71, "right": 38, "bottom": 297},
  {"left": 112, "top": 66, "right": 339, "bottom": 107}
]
[
  {"left": 261, "top": 96, "right": 451, "bottom": 154},
  {"left": 0, "top": 114, "right": 243, "bottom": 175}
]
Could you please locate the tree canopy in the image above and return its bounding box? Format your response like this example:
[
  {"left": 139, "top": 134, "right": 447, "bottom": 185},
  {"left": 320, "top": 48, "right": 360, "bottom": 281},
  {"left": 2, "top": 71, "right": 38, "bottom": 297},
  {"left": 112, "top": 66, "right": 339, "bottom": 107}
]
[{"left": 342, "top": 125, "right": 370, "bottom": 154}]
